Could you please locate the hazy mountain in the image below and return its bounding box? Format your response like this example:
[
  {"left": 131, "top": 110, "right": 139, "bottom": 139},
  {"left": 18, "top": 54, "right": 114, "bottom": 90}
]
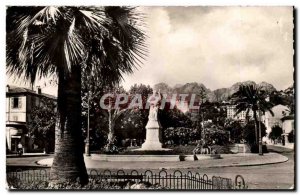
[
  {"left": 154, "top": 81, "right": 277, "bottom": 102},
  {"left": 258, "top": 81, "right": 277, "bottom": 93},
  {"left": 173, "top": 84, "right": 183, "bottom": 88}
]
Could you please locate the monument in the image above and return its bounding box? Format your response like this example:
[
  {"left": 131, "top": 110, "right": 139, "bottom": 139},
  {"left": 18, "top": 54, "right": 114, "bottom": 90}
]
[{"left": 134, "top": 90, "right": 171, "bottom": 151}]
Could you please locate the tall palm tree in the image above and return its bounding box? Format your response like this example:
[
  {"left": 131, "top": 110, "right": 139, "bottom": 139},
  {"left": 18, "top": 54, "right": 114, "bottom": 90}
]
[
  {"left": 7, "top": 6, "right": 146, "bottom": 184},
  {"left": 231, "top": 84, "right": 274, "bottom": 144}
]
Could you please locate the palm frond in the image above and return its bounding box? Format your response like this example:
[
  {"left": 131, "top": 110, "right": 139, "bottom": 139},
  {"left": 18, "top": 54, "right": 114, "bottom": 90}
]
[
  {"left": 7, "top": 6, "right": 147, "bottom": 87},
  {"left": 64, "top": 18, "right": 86, "bottom": 71}
]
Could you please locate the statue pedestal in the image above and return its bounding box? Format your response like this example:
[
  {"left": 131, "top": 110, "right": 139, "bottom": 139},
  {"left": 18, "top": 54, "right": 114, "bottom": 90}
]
[{"left": 133, "top": 119, "right": 171, "bottom": 151}]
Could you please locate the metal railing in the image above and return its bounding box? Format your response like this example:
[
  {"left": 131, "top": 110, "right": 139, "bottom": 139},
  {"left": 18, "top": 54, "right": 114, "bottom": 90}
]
[{"left": 7, "top": 169, "right": 246, "bottom": 190}]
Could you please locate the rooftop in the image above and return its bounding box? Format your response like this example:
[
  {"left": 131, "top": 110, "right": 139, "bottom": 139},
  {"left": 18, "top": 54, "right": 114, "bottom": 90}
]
[
  {"left": 281, "top": 115, "right": 294, "bottom": 121},
  {"left": 6, "top": 85, "right": 56, "bottom": 99}
]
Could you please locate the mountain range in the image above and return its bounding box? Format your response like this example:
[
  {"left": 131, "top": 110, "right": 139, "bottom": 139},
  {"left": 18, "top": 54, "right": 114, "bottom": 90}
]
[{"left": 154, "top": 81, "right": 277, "bottom": 102}]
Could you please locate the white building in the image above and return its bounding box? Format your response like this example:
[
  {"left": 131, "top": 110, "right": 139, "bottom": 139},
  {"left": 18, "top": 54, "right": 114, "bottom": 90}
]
[
  {"left": 226, "top": 105, "right": 254, "bottom": 122},
  {"left": 262, "top": 104, "right": 290, "bottom": 143},
  {"left": 6, "top": 85, "right": 56, "bottom": 153}
]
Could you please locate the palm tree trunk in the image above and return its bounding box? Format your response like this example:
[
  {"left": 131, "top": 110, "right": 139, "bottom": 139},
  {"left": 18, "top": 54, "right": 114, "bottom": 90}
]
[
  {"left": 108, "top": 109, "right": 113, "bottom": 143},
  {"left": 50, "top": 66, "right": 88, "bottom": 185},
  {"left": 253, "top": 110, "right": 258, "bottom": 144}
]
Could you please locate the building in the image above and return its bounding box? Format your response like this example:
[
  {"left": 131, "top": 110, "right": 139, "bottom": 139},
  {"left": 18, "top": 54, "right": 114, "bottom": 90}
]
[
  {"left": 262, "top": 104, "right": 290, "bottom": 143},
  {"left": 6, "top": 85, "right": 56, "bottom": 153},
  {"left": 281, "top": 115, "right": 294, "bottom": 145},
  {"left": 226, "top": 105, "right": 254, "bottom": 122}
]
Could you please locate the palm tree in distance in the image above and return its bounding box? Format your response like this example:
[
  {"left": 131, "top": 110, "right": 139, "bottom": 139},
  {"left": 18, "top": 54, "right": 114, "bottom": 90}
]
[
  {"left": 7, "top": 6, "right": 146, "bottom": 184},
  {"left": 231, "top": 85, "right": 274, "bottom": 145}
]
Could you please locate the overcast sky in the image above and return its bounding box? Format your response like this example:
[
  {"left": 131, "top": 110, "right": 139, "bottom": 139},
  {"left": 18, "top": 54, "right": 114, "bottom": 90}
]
[{"left": 7, "top": 6, "right": 294, "bottom": 96}]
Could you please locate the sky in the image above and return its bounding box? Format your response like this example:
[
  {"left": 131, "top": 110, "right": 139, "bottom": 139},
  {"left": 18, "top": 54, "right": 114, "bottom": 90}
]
[{"left": 7, "top": 6, "right": 294, "bottom": 96}]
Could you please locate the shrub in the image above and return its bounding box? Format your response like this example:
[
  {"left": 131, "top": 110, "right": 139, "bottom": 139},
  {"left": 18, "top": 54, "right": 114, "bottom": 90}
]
[
  {"left": 205, "top": 131, "right": 229, "bottom": 145},
  {"left": 268, "top": 125, "right": 283, "bottom": 141},
  {"left": 103, "top": 143, "right": 119, "bottom": 154},
  {"left": 163, "top": 127, "right": 200, "bottom": 146},
  {"left": 7, "top": 178, "right": 165, "bottom": 190}
]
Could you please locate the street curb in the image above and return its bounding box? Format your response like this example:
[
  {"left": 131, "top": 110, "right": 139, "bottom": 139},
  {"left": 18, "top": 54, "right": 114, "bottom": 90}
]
[
  {"left": 183, "top": 157, "right": 289, "bottom": 169},
  {"left": 6, "top": 154, "right": 50, "bottom": 158}
]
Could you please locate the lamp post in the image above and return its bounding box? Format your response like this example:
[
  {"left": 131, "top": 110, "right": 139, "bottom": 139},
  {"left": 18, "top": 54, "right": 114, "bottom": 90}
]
[
  {"left": 85, "top": 92, "right": 91, "bottom": 156},
  {"left": 198, "top": 88, "right": 206, "bottom": 141}
]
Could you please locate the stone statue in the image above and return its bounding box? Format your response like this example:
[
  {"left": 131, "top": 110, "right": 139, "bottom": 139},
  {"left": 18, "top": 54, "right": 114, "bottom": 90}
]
[
  {"left": 147, "top": 90, "right": 161, "bottom": 121},
  {"left": 133, "top": 89, "right": 171, "bottom": 151},
  {"left": 149, "top": 104, "right": 158, "bottom": 121}
]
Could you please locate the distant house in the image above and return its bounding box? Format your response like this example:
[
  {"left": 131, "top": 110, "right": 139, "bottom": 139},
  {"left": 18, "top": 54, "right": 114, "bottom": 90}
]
[
  {"left": 6, "top": 85, "right": 56, "bottom": 153},
  {"left": 281, "top": 115, "right": 294, "bottom": 144}
]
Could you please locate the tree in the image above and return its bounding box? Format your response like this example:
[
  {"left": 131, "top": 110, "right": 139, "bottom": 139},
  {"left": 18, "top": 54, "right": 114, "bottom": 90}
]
[
  {"left": 101, "top": 86, "right": 128, "bottom": 144},
  {"left": 231, "top": 85, "right": 274, "bottom": 144},
  {"left": 224, "top": 119, "right": 243, "bottom": 143},
  {"left": 116, "top": 109, "right": 145, "bottom": 142},
  {"left": 129, "top": 83, "right": 153, "bottom": 100},
  {"left": 114, "top": 84, "right": 153, "bottom": 143},
  {"left": 269, "top": 88, "right": 295, "bottom": 114},
  {"left": 160, "top": 107, "right": 193, "bottom": 130},
  {"left": 283, "top": 86, "right": 295, "bottom": 114},
  {"left": 243, "top": 120, "right": 266, "bottom": 145},
  {"left": 7, "top": 6, "right": 146, "bottom": 184},
  {"left": 200, "top": 101, "right": 227, "bottom": 126},
  {"left": 268, "top": 125, "right": 283, "bottom": 142},
  {"left": 27, "top": 97, "right": 56, "bottom": 153}
]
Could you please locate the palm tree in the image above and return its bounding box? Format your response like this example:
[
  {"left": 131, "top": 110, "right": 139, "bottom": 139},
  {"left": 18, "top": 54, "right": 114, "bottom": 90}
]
[
  {"left": 7, "top": 6, "right": 146, "bottom": 184},
  {"left": 231, "top": 85, "right": 274, "bottom": 145}
]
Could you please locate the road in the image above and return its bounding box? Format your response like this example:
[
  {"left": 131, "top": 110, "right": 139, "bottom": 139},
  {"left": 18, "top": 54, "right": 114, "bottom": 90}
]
[{"left": 181, "top": 145, "right": 294, "bottom": 189}]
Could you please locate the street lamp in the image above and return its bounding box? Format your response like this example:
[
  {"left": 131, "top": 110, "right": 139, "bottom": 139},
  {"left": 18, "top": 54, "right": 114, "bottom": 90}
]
[{"left": 85, "top": 92, "right": 91, "bottom": 156}]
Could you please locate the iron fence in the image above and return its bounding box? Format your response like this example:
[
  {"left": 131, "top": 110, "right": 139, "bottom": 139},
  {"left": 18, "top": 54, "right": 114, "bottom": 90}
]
[{"left": 7, "top": 169, "right": 246, "bottom": 190}]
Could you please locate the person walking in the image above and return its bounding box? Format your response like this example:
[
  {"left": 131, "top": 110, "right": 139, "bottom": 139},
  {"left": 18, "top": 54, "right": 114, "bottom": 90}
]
[{"left": 17, "top": 142, "right": 23, "bottom": 156}]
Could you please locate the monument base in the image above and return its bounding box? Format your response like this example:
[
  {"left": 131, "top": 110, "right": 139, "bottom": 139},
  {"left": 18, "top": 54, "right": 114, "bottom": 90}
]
[
  {"left": 132, "top": 120, "right": 172, "bottom": 151},
  {"left": 132, "top": 142, "right": 172, "bottom": 151}
]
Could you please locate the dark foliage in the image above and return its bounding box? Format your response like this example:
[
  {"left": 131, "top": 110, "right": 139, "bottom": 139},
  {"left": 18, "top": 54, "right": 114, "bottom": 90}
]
[
  {"left": 243, "top": 120, "right": 266, "bottom": 145},
  {"left": 163, "top": 127, "right": 200, "bottom": 145},
  {"left": 268, "top": 125, "right": 283, "bottom": 141},
  {"left": 288, "top": 130, "right": 294, "bottom": 143}
]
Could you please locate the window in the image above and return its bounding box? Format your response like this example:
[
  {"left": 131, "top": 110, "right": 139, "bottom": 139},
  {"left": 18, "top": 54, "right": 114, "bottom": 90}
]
[
  {"left": 13, "top": 116, "right": 18, "bottom": 121},
  {"left": 12, "top": 97, "right": 21, "bottom": 109}
]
